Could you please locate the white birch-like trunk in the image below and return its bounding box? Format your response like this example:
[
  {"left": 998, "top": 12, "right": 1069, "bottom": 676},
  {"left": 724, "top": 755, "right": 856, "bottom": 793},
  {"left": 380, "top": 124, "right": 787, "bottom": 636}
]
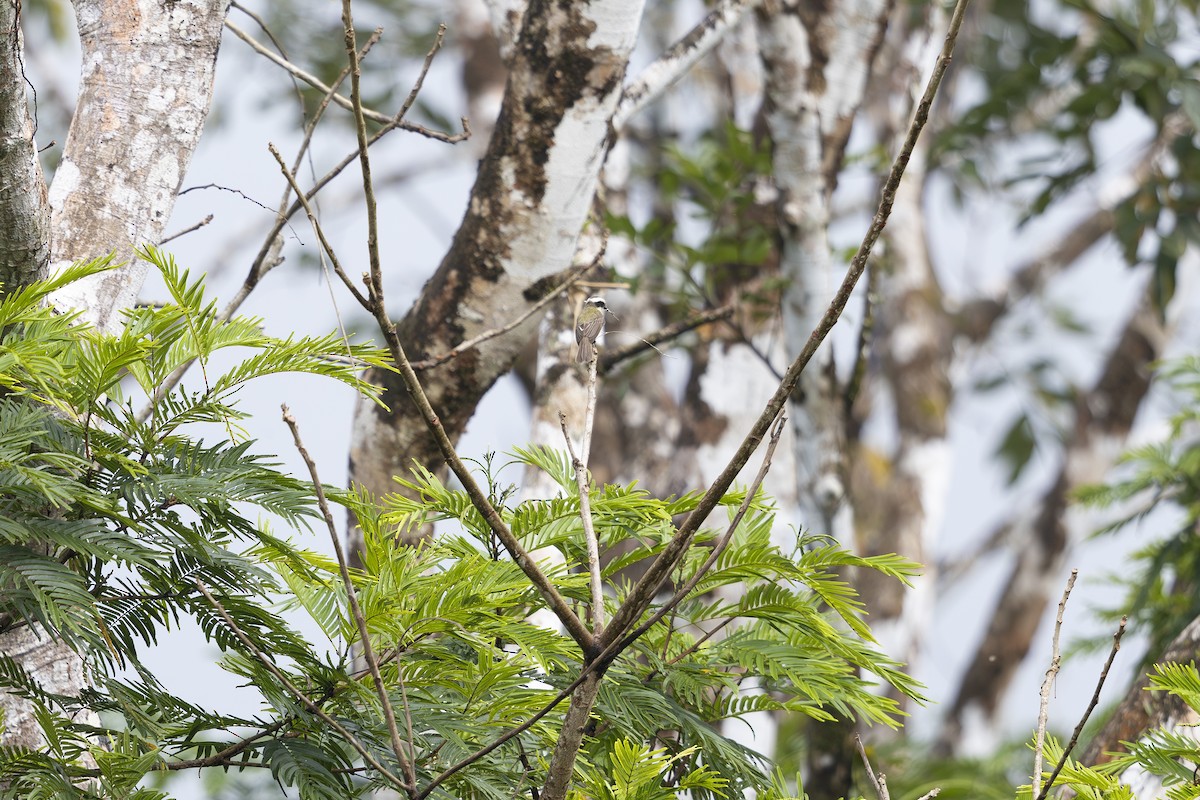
[
  {"left": 0, "top": 0, "right": 229, "bottom": 753},
  {"left": 47, "top": 0, "right": 230, "bottom": 330},
  {"left": 349, "top": 0, "right": 648, "bottom": 527},
  {"left": 852, "top": 2, "right": 947, "bottom": 686}
]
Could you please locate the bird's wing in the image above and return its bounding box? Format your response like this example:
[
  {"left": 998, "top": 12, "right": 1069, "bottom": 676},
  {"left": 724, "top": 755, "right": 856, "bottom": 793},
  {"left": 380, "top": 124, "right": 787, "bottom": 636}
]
[{"left": 577, "top": 315, "right": 604, "bottom": 344}]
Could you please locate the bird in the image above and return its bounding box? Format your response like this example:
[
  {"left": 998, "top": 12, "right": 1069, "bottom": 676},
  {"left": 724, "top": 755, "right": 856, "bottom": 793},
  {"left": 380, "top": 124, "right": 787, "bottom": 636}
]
[{"left": 575, "top": 296, "right": 609, "bottom": 363}]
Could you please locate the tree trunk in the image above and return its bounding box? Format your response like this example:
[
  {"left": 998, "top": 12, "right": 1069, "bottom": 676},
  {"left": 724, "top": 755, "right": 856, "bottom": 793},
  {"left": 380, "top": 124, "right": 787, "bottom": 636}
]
[
  {"left": 0, "top": 0, "right": 51, "bottom": 291},
  {"left": 348, "top": 0, "right": 646, "bottom": 544},
  {"left": 0, "top": 0, "right": 229, "bottom": 754},
  {"left": 939, "top": 289, "right": 1167, "bottom": 755}
]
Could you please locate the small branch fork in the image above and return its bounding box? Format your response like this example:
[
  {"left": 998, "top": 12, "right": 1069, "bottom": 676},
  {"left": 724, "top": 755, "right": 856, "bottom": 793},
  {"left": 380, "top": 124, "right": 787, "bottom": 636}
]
[
  {"left": 1032, "top": 605, "right": 1128, "bottom": 800},
  {"left": 225, "top": 16, "right": 467, "bottom": 143}
]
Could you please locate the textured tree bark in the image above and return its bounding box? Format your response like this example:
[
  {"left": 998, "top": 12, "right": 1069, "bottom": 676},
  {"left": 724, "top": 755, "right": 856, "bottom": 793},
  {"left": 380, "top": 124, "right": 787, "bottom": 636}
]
[
  {"left": 540, "top": 670, "right": 603, "bottom": 800},
  {"left": 348, "top": 0, "right": 646, "bottom": 543},
  {"left": 47, "top": 0, "right": 230, "bottom": 331},
  {"left": 939, "top": 291, "right": 1166, "bottom": 755},
  {"left": 0, "top": 0, "right": 229, "bottom": 754},
  {"left": 1081, "top": 614, "right": 1200, "bottom": 786},
  {"left": 851, "top": 3, "right": 947, "bottom": 700},
  {"left": 757, "top": 0, "right": 891, "bottom": 527},
  {"left": 755, "top": 0, "right": 891, "bottom": 794},
  {"left": 0, "top": 0, "right": 51, "bottom": 292}
]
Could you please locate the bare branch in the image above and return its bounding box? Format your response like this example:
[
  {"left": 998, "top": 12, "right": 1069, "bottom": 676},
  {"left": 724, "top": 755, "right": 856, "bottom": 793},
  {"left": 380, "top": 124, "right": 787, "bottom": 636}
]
[
  {"left": 1035, "top": 616, "right": 1127, "bottom": 800},
  {"left": 224, "top": 17, "right": 467, "bottom": 143},
  {"left": 268, "top": 143, "right": 371, "bottom": 309},
  {"left": 560, "top": 389, "right": 604, "bottom": 632},
  {"left": 855, "top": 733, "right": 889, "bottom": 800},
  {"left": 158, "top": 215, "right": 214, "bottom": 246},
  {"left": 1033, "top": 569, "right": 1077, "bottom": 799},
  {"left": 598, "top": 304, "right": 734, "bottom": 373},
  {"left": 282, "top": 405, "right": 418, "bottom": 796},
  {"left": 614, "top": 0, "right": 760, "bottom": 130}
]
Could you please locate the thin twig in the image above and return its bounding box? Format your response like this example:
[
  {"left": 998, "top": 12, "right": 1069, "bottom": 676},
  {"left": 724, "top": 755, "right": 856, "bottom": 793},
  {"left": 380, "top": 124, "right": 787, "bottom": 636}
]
[
  {"left": 225, "top": 17, "right": 467, "bottom": 143},
  {"left": 411, "top": 235, "right": 606, "bottom": 370},
  {"left": 268, "top": 144, "right": 371, "bottom": 309},
  {"left": 396, "top": 23, "right": 446, "bottom": 123},
  {"left": 1034, "top": 616, "right": 1127, "bottom": 800},
  {"left": 600, "top": 0, "right": 973, "bottom": 650},
  {"left": 854, "top": 734, "right": 888, "bottom": 800},
  {"left": 191, "top": 579, "right": 409, "bottom": 791},
  {"left": 1033, "top": 569, "right": 1077, "bottom": 798},
  {"left": 158, "top": 215, "right": 214, "bottom": 246},
  {"left": 560, "top": 404, "right": 604, "bottom": 633},
  {"left": 282, "top": 405, "right": 418, "bottom": 796},
  {"left": 598, "top": 304, "right": 733, "bottom": 373}
]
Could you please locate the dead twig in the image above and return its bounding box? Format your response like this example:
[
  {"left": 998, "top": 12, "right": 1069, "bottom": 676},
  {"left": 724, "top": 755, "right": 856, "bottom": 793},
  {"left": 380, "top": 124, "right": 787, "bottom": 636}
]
[
  {"left": 282, "top": 405, "right": 419, "bottom": 796},
  {"left": 1033, "top": 569, "right": 1077, "bottom": 798},
  {"left": 225, "top": 17, "right": 467, "bottom": 143},
  {"left": 158, "top": 214, "right": 214, "bottom": 246},
  {"left": 1034, "top": 615, "right": 1127, "bottom": 800},
  {"left": 854, "top": 733, "right": 888, "bottom": 800},
  {"left": 597, "top": 304, "right": 733, "bottom": 373}
]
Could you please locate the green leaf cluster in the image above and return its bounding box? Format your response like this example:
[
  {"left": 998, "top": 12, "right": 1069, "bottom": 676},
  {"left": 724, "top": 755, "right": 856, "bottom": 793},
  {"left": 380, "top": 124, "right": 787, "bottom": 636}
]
[
  {"left": 0, "top": 255, "right": 921, "bottom": 799},
  {"left": 373, "top": 444, "right": 923, "bottom": 798},
  {"left": 940, "top": 0, "right": 1200, "bottom": 316},
  {"left": 0, "top": 251, "right": 390, "bottom": 797},
  {"left": 606, "top": 122, "right": 777, "bottom": 321}
]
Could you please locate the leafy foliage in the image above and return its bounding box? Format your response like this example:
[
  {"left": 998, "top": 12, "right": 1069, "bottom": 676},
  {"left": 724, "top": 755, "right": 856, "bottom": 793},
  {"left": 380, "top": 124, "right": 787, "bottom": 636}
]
[
  {"left": 1074, "top": 357, "right": 1200, "bottom": 663},
  {"left": 375, "top": 450, "right": 923, "bottom": 799},
  {"left": 0, "top": 256, "right": 920, "bottom": 799},
  {"left": 940, "top": 0, "right": 1200, "bottom": 316},
  {"left": 1012, "top": 662, "right": 1200, "bottom": 800},
  {"left": 606, "top": 122, "right": 777, "bottom": 320}
]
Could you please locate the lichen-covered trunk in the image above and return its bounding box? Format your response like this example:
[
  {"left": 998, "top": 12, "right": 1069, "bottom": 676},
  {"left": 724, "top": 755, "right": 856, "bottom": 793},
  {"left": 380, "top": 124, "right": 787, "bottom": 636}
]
[
  {"left": 47, "top": 0, "right": 230, "bottom": 329},
  {"left": 349, "top": 0, "right": 646, "bottom": 544},
  {"left": 0, "top": 0, "right": 228, "bottom": 754},
  {"left": 0, "top": 0, "right": 51, "bottom": 291}
]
